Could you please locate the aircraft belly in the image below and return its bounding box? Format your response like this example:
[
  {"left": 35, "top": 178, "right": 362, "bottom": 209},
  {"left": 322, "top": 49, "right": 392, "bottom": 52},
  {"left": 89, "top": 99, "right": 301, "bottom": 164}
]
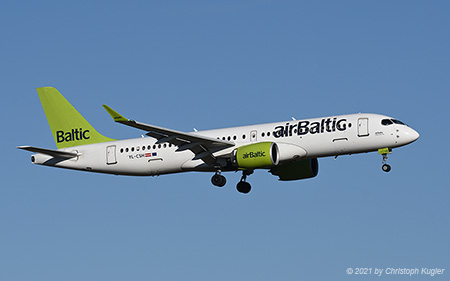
[{"left": 181, "top": 159, "right": 214, "bottom": 171}]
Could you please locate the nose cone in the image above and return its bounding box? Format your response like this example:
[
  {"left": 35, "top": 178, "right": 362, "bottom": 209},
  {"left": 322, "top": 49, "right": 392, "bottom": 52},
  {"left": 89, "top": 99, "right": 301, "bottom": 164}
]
[
  {"left": 402, "top": 127, "right": 420, "bottom": 145},
  {"left": 411, "top": 128, "right": 420, "bottom": 142}
]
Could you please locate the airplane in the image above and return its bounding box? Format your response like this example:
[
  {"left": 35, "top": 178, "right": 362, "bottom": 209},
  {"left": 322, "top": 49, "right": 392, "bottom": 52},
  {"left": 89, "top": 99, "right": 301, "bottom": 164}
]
[{"left": 18, "top": 87, "right": 420, "bottom": 194}]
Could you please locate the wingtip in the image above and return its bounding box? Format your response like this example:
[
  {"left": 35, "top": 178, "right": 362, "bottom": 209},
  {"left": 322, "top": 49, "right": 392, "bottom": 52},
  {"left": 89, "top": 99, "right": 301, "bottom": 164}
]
[{"left": 102, "top": 105, "right": 129, "bottom": 122}]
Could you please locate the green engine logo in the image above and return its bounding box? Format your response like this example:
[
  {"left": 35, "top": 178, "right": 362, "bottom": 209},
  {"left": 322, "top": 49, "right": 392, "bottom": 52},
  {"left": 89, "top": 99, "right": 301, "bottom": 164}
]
[
  {"left": 242, "top": 151, "right": 266, "bottom": 159},
  {"left": 234, "top": 142, "right": 279, "bottom": 169}
]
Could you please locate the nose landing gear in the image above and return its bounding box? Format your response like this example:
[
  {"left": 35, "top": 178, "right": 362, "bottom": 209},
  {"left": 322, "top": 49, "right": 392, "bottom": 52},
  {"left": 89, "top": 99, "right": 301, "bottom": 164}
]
[
  {"left": 382, "top": 162, "right": 391, "bottom": 172},
  {"left": 378, "top": 148, "right": 392, "bottom": 172}
]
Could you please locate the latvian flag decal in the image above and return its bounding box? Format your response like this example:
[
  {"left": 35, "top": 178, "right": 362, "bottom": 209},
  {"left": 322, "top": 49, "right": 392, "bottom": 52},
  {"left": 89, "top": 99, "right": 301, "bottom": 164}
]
[{"left": 145, "top": 152, "right": 157, "bottom": 157}]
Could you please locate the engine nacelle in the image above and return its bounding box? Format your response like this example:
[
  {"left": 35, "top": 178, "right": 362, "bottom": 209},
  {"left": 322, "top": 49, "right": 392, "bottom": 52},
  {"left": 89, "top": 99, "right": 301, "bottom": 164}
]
[
  {"left": 232, "top": 142, "right": 279, "bottom": 169},
  {"left": 270, "top": 158, "right": 319, "bottom": 181},
  {"left": 276, "top": 143, "right": 307, "bottom": 162}
]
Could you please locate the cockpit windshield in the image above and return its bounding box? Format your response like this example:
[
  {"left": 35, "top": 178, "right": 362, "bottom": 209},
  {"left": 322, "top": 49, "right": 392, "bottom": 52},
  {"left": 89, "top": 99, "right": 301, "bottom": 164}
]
[
  {"left": 381, "top": 119, "right": 393, "bottom": 126},
  {"left": 392, "top": 119, "right": 406, "bottom": 125},
  {"left": 381, "top": 119, "right": 407, "bottom": 126}
]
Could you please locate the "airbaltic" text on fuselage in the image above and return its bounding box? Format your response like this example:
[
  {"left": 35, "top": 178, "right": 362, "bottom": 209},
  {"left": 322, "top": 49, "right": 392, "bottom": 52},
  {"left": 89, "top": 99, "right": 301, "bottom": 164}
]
[{"left": 273, "top": 118, "right": 347, "bottom": 138}]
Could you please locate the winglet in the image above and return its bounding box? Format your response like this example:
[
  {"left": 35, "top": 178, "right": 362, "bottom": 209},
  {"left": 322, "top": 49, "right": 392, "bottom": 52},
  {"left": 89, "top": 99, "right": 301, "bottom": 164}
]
[{"left": 102, "top": 105, "right": 130, "bottom": 122}]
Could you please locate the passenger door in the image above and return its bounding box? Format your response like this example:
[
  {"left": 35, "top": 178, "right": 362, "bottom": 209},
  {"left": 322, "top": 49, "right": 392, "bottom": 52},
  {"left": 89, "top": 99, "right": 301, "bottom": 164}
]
[
  {"left": 106, "top": 145, "right": 117, "bottom": 165},
  {"left": 358, "top": 118, "right": 369, "bottom": 137}
]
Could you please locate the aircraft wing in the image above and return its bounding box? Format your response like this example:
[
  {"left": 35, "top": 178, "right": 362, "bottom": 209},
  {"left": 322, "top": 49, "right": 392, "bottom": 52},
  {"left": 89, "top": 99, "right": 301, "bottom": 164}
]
[
  {"left": 103, "top": 105, "right": 235, "bottom": 164},
  {"left": 17, "top": 146, "right": 79, "bottom": 158}
]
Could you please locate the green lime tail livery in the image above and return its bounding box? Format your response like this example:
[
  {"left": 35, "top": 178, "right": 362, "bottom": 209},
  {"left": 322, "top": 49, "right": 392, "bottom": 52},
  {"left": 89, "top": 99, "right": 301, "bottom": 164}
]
[
  {"left": 37, "top": 87, "right": 115, "bottom": 148},
  {"left": 18, "top": 87, "right": 419, "bottom": 193}
]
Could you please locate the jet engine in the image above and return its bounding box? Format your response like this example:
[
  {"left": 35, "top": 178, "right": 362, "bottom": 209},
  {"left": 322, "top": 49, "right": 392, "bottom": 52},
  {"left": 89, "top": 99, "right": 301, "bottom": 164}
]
[
  {"left": 270, "top": 158, "right": 319, "bottom": 181},
  {"left": 232, "top": 142, "right": 279, "bottom": 169}
]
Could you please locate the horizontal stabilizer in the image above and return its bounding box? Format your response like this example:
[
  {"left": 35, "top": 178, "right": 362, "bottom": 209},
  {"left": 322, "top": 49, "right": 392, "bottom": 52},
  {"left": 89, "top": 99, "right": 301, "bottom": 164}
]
[{"left": 17, "top": 146, "right": 79, "bottom": 158}]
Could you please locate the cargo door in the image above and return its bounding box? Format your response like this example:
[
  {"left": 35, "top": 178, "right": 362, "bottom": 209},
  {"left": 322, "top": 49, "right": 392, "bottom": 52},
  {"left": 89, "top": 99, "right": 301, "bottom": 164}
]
[{"left": 333, "top": 138, "right": 348, "bottom": 154}]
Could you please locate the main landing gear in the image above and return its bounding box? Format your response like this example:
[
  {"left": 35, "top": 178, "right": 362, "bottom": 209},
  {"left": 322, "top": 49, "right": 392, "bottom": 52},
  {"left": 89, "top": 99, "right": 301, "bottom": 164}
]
[
  {"left": 210, "top": 170, "right": 254, "bottom": 194},
  {"left": 379, "top": 148, "right": 392, "bottom": 172},
  {"left": 211, "top": 171, "right": 226, "bottom": 187},
  {"left": 236, "top": 170, "right": 253, "bottom": 194}
]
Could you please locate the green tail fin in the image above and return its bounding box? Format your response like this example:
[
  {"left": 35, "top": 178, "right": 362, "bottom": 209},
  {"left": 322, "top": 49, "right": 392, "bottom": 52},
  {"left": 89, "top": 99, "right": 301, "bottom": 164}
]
[{"left": 37, "top": 87, "right": 115, "bottom": 149}]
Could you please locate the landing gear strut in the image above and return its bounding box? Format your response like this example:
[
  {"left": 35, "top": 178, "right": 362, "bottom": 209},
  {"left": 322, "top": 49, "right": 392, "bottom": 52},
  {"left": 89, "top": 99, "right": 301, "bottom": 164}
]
[
  {"left": 211, "top": 171, "right": 226, "bottom": 187},
  {"left": 236, "top": 170, "right": 253, "bottom": 194},
  {"left": 379, "top": 148, "right": 392, "bottom": 172}
]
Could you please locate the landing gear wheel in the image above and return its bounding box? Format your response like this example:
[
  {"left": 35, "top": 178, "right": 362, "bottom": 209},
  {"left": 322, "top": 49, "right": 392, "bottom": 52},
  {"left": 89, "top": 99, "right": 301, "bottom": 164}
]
[
  {"left": 211, "top": 174, "right": 226, "bottom": 187},
  {"left": 237, "top": 181, "right": 251, "bottom": 194},
  {"left": 236, "top": 170, "right": 253, "bottom": 194},
  {"left": 382, "top": 164, "right": 391, "bottom": 172}
]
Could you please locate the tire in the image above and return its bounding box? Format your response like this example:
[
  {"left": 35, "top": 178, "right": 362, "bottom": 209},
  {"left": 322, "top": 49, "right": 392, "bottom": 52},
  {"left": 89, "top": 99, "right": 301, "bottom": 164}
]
[
  {"left": 382, "top": 164, "right": 391, "bottom": 172},
  {"left": 236, "top": 181, "right": 251, "bottom": 194},
  {"left": 211, "top": 174, "right": 226, "bottom": 187}
]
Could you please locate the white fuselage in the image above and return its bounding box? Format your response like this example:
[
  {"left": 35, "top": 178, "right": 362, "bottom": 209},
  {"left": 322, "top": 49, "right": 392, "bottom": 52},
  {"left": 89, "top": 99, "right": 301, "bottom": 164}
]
[{"left": 31, "top": 113, "right": 419, "bottom": 176}]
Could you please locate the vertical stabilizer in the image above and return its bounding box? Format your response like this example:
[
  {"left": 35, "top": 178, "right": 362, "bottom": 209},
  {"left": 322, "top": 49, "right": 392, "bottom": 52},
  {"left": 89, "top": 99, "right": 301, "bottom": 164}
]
[{"left": 37, "top": 87, "right": 115, "bottom": 149}]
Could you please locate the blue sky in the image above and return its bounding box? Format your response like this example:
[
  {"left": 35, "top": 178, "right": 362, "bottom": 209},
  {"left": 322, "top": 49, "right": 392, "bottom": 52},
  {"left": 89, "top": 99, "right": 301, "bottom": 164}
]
[{"left": 1, "top": 1, "right": 449, "bottom": 280}]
